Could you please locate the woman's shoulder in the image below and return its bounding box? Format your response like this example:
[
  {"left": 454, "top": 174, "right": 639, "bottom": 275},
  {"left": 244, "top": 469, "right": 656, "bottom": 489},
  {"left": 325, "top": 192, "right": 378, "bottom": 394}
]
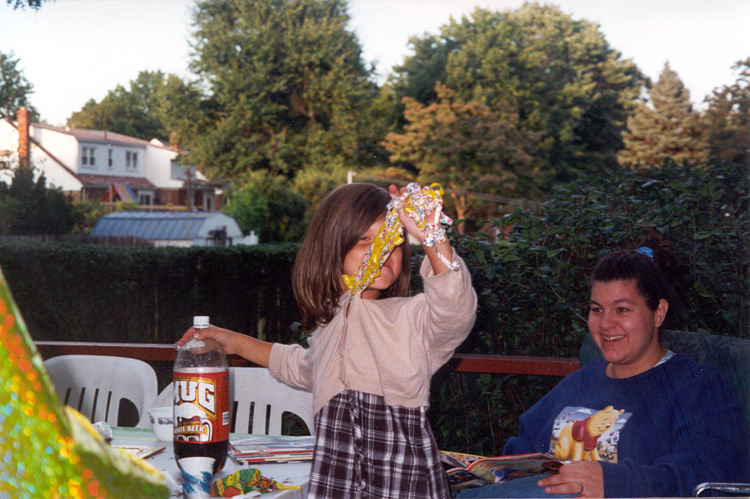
[{"left": 662, "top": 353, "right": 722, "bottom": 378}]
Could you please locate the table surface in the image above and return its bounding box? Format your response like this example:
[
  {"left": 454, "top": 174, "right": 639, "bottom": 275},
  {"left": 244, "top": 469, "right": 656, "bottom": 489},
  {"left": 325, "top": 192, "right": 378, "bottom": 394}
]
[{"left": 113, "top": 427, "right": 311, "bottom": 498}]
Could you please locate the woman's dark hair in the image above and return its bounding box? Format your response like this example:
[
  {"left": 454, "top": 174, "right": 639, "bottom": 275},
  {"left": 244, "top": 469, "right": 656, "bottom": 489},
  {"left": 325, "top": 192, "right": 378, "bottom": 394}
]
[
  {"left": 591, "top": 238, "right": 688, "bottom": 330},
  {"left": 292, "top": 183, "right": 411, "bottom": 332}
]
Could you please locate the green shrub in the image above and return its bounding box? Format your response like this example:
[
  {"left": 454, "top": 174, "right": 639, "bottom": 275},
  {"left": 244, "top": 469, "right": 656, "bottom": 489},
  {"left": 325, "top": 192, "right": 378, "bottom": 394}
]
[
  {"left": 0, "top": 243, "right": 301, "bottom": 344},
  {"left": 0, "top": 159, "right": 745, "bottom": 455},
  {"left": 431, "top": 159, "right": 748, "bottom": 454}
]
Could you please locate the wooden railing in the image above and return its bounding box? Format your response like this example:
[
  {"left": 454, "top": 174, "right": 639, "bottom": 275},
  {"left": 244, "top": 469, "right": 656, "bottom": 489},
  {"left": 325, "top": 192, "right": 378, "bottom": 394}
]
[{"left": 35, "top": 341, "right": 580, "bottom": 377}]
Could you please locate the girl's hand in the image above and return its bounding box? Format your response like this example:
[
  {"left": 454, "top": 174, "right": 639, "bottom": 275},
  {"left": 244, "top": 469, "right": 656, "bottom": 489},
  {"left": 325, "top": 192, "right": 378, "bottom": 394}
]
[
  {"left": 388, "top": 183, "right": 457, "bottom": 275},
  {"left": 388, "top": 184, "right": 435, "bottom": 241},
  {"left": 537, "top": 461, "right": 604, "bottom": 498},
  {"left": 177, "top": 324, "right": 245, "bottom": 357},
  {"left": 177, "top": 324, "right": 273, "bottom": 367}
]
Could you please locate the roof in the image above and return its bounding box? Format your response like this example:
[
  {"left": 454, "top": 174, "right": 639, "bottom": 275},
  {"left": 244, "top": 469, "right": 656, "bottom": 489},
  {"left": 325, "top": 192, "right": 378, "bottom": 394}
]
[
  {"left": 77, "top": 174, "right": 156, "bottom": 189},
  {"left": 91, "top": 211, "right": 243, "bottom": 240},
  {"left": 32, "top": 123, "right": 177, "bottom": 152}
]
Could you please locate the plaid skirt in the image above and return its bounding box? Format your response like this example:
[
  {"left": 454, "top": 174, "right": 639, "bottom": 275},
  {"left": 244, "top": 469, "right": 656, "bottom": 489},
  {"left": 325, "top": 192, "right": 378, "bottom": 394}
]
[{"left": 307, "top": 390, "right": 451, "bottom": 499}]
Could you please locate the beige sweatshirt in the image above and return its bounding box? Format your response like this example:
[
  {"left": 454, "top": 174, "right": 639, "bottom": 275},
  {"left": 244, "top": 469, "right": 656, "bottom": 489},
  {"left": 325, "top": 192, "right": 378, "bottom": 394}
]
[{"left": 268, "top": 256, "right": 477, "bottom": 414}]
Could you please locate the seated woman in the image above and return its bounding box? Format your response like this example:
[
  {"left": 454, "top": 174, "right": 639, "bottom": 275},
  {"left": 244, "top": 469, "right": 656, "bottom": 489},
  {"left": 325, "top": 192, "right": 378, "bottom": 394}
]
[{"left": 458, "top": 243, "right": 750, "bottom": 498}]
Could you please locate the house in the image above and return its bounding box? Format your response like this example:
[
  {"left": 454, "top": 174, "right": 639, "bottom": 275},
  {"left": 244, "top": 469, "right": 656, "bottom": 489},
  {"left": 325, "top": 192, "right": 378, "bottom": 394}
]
[
  {"left": 90, "top": 211, "right": 258, "bottom": 247},
  {"left": 0, "top": 107, "right": 222, "bottom": 210}
]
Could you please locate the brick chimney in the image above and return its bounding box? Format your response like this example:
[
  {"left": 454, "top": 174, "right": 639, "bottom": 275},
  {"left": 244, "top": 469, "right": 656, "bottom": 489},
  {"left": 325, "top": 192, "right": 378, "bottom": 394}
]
[{"left": 17, "top": 106, "right": 30, "bottom": 168}]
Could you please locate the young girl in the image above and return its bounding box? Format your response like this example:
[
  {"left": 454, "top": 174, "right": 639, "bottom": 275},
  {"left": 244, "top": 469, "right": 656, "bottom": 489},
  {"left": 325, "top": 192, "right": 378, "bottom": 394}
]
[{"left": 179, "top": 182, "right": 477, "bottom": 498}]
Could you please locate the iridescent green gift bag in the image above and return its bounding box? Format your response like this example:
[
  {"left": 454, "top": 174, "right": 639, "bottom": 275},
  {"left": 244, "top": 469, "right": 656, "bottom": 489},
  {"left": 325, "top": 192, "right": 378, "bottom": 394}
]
[{"left": 0, "top": 268, "right": 168, "bottom": 498}]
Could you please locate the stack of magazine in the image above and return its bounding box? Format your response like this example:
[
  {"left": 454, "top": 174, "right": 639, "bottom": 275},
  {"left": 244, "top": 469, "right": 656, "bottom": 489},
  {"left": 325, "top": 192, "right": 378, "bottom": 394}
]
[
  {"left": 441, "top": 450, "right": 565, "bottom": 492},
  {"left": 229, "top": 435, "right": 315, "bottom": 464}
]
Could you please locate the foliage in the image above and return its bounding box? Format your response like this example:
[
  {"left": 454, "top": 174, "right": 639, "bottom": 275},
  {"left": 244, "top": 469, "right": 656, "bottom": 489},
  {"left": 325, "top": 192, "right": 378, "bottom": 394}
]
[
  {"left": 383, "top": 84, "right": 542, "bottom": 231},
  {"left": 223, "top": 172, "right": 308, "bottom": 243},
  {"left": 0, "top": 50, "right": 37, "bottom": 120},
  {"left": 0, "top": 160, "right": 745, "bottom": 455},
  {"left": 68, "top": 70, "right": 185, "bottom": 142},
  {"left": 0, "top": 164, "right": 76, "bottom": 235},
  {"left": 432, "top": 158, "right": 748, "bottom": 454},
  {"left": 702, "top": 57, "right": 750, "bottom": 165},
  {"left": 388, "top": 2, "right": 647, "bottom": 185},
  {"left": 4, "top": 0, "right": 45, "bottom": 9},
  {"left": 69, "top": 200, "right": 105, "bottom": 235},
  {"left": 0, "top": 242, "right": 301, "bottom": 345},
  {"left": 619, "top": 62, "right": 708, "bottom": 168},
  {"left": 182, "top": 0, "right": 381, "bottom": 192}
]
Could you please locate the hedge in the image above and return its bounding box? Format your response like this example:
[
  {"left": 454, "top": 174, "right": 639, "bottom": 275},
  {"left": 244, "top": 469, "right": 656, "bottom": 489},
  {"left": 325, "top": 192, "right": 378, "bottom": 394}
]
[
  {"left": 0, "top": 159, "right": 746, "bottom": 455},
  {"left": 435, "top": 159, "right": 748, "bottom": 454}
]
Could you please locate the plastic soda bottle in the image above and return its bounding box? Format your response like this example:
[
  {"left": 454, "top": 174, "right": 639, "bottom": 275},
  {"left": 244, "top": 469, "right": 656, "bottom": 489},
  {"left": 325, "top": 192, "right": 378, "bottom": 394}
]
[{"left": 173, "top": 316, "right": 229, "bottom": 473}]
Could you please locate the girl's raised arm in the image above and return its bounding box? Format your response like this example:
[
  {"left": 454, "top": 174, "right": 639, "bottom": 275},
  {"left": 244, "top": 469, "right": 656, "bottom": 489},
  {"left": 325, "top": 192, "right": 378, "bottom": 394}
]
[{"left": 388, "top": 184, "right": 456, "bottom": 275}]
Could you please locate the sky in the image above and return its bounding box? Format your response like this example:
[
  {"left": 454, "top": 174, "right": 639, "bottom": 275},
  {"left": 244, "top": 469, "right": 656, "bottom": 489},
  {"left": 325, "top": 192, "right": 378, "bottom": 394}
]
[{"left": 1, "top": 0, "right": 748, "bottom": 126}]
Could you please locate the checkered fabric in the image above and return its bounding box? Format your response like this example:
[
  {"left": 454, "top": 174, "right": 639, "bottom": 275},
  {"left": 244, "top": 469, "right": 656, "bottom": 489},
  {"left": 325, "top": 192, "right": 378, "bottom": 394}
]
[{"left": 307, "top": 390, "right": 451, "bottom": 499}]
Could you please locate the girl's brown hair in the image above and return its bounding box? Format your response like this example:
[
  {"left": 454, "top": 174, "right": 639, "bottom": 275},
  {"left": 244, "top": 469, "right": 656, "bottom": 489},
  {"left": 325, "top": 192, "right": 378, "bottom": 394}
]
[{"left": 292, "top": 183, "right": 412, "bottom": 331}]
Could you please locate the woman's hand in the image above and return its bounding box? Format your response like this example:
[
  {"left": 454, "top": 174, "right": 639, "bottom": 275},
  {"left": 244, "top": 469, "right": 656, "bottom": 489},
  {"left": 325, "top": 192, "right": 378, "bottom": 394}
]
[
  {"left": 537, "top": 461, "right": 604, "bottom": 498},
  {"left": 176, "top": 324, "right": 272, "bottom": 367}
]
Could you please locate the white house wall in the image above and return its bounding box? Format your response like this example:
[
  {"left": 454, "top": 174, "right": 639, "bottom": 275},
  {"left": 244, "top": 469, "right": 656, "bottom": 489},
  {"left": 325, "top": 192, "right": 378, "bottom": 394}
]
[
  {"left": 30, "top": 126, "right": 78, "bottom": 170},
  {"left": 0, "top": 120, "right": 17, "bottom": 184},
  {"left": 0, "top": 121, "right": 82, "bottom": 191},
  {"left": 143, "top": 143, "right": 182, "bottom": 188},
  {"left": 28, "top": 127, "right": 83, "bottom": 190}
]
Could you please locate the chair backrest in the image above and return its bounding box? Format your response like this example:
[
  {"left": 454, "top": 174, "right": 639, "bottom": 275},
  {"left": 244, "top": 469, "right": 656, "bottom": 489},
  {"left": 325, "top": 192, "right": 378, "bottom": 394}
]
[
  {"left": 580, "top": 329, "right": 750, "bottom": 427},
  {"left": 44, "top": 354, "right": 158, "bottom": 428},
  {"left": 144, "top": 367, "right": 314, "bottom": 435},
  {"left": 229, "top": 367, "right": 314, "bottom": 435}
]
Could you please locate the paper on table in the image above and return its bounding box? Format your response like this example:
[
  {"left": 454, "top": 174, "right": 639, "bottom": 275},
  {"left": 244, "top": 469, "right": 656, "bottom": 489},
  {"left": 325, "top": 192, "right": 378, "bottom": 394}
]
[{"left": 230, "top": 436, "right": 314, "bottom": 463}]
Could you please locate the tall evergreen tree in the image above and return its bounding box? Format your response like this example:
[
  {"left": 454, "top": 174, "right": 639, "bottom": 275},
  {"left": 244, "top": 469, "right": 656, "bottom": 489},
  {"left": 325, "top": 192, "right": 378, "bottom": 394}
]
[
  {"left": 183, "top": 0, "right": 379, "bottom": 195},
  {"left": 618, "top": 62, "right": 708, "bottom": 168},
  {"left": 702, "top": 57, "right": 750, "bottom": 165},
  {"left": 0, "top": 164, "right": 76, "bottom": 235}
]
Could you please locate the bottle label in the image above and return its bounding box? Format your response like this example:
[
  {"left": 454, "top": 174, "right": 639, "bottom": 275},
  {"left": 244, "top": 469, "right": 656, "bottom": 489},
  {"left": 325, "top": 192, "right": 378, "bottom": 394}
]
[{"left": 173, "top": 368, "right": 229, "bottom": 443}]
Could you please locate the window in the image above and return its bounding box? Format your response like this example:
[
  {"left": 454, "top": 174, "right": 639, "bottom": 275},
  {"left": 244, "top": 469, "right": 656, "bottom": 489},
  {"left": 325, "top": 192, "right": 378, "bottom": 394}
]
[
  {"left": 139, "top": 192, "right": 153, "bottom": 205},
  {"left": 125, "top": 151, "right": 131, "bottom": 168},
  {"left": 108, "top": 149, "right": 113, "bottom": 168},
  {"left": 132, "top": 152, "right": 138, "bottom": 169},
  {"left": 81, "top": 146, "right": 96, "bottom": 167}
]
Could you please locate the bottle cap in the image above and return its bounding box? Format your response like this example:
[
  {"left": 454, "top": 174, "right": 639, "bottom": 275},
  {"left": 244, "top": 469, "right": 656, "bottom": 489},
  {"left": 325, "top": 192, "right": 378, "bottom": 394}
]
[{"left": 193, "top": 316, "right": 210, "bottom": 329}]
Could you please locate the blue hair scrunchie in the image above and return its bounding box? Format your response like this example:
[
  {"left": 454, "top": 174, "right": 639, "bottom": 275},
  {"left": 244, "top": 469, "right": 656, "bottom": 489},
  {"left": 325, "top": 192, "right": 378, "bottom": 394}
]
[{"left": 635, "top": 246, "right": 654, "bottom": 259}]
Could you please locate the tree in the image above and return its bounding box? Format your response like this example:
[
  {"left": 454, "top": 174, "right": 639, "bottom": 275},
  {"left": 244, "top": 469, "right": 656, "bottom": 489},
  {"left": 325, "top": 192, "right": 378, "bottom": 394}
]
[
  {"left": 383, "top": 84, "right": 541, "bottom": 231},
  {"left": 702, "top": 57, "right": 750, "bottom": 165},
  {"left": 182, "top": 0, "right": 379, "bottom": 189},
  {"left": 618, "top": 62, "right": 709, "bottom": 168},
  {"left": 68, "top": 71, "right": 187, "bottom": 142},
  {"left": 388, "top": 3, "right": 647, "bottom": 185},
  {"left": 4, "top": 0, "right": 46, "bottom": 9},
  {"left": 222, "top": 172, "right": 308, "bottom": 243},
  {"left": 0, "top": 50, "right": 36, "bottom": 120},
  {"left": 0, "top": 164, "right": 76, "bottom": 235}
]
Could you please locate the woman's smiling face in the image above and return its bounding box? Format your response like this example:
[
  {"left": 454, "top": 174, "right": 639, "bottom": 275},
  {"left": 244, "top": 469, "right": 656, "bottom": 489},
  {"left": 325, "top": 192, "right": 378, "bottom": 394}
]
[{"left": 588, "top": 279, "right": 668, "bottom": 378}]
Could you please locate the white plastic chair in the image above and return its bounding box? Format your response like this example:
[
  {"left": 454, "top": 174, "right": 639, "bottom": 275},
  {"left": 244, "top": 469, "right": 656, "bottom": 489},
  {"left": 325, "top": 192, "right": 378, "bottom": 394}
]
[
  {"left": 230, "top": 367, "right": 314, "bottom": 435},
  {"left": 44, "top": 354, "right": 158, "bottom": 428},
  {"left": 145, "top": 367, "right": 314, "bottom": 435}
]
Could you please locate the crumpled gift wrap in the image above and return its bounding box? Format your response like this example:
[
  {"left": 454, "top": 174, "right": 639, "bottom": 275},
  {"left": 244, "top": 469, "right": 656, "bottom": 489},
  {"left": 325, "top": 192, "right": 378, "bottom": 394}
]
[
  {"left": 0, "top": 267, "right": 169, "bottom": 498},
  {"left": 210, "top": 468, "right": 301, "bottom": 497}
]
